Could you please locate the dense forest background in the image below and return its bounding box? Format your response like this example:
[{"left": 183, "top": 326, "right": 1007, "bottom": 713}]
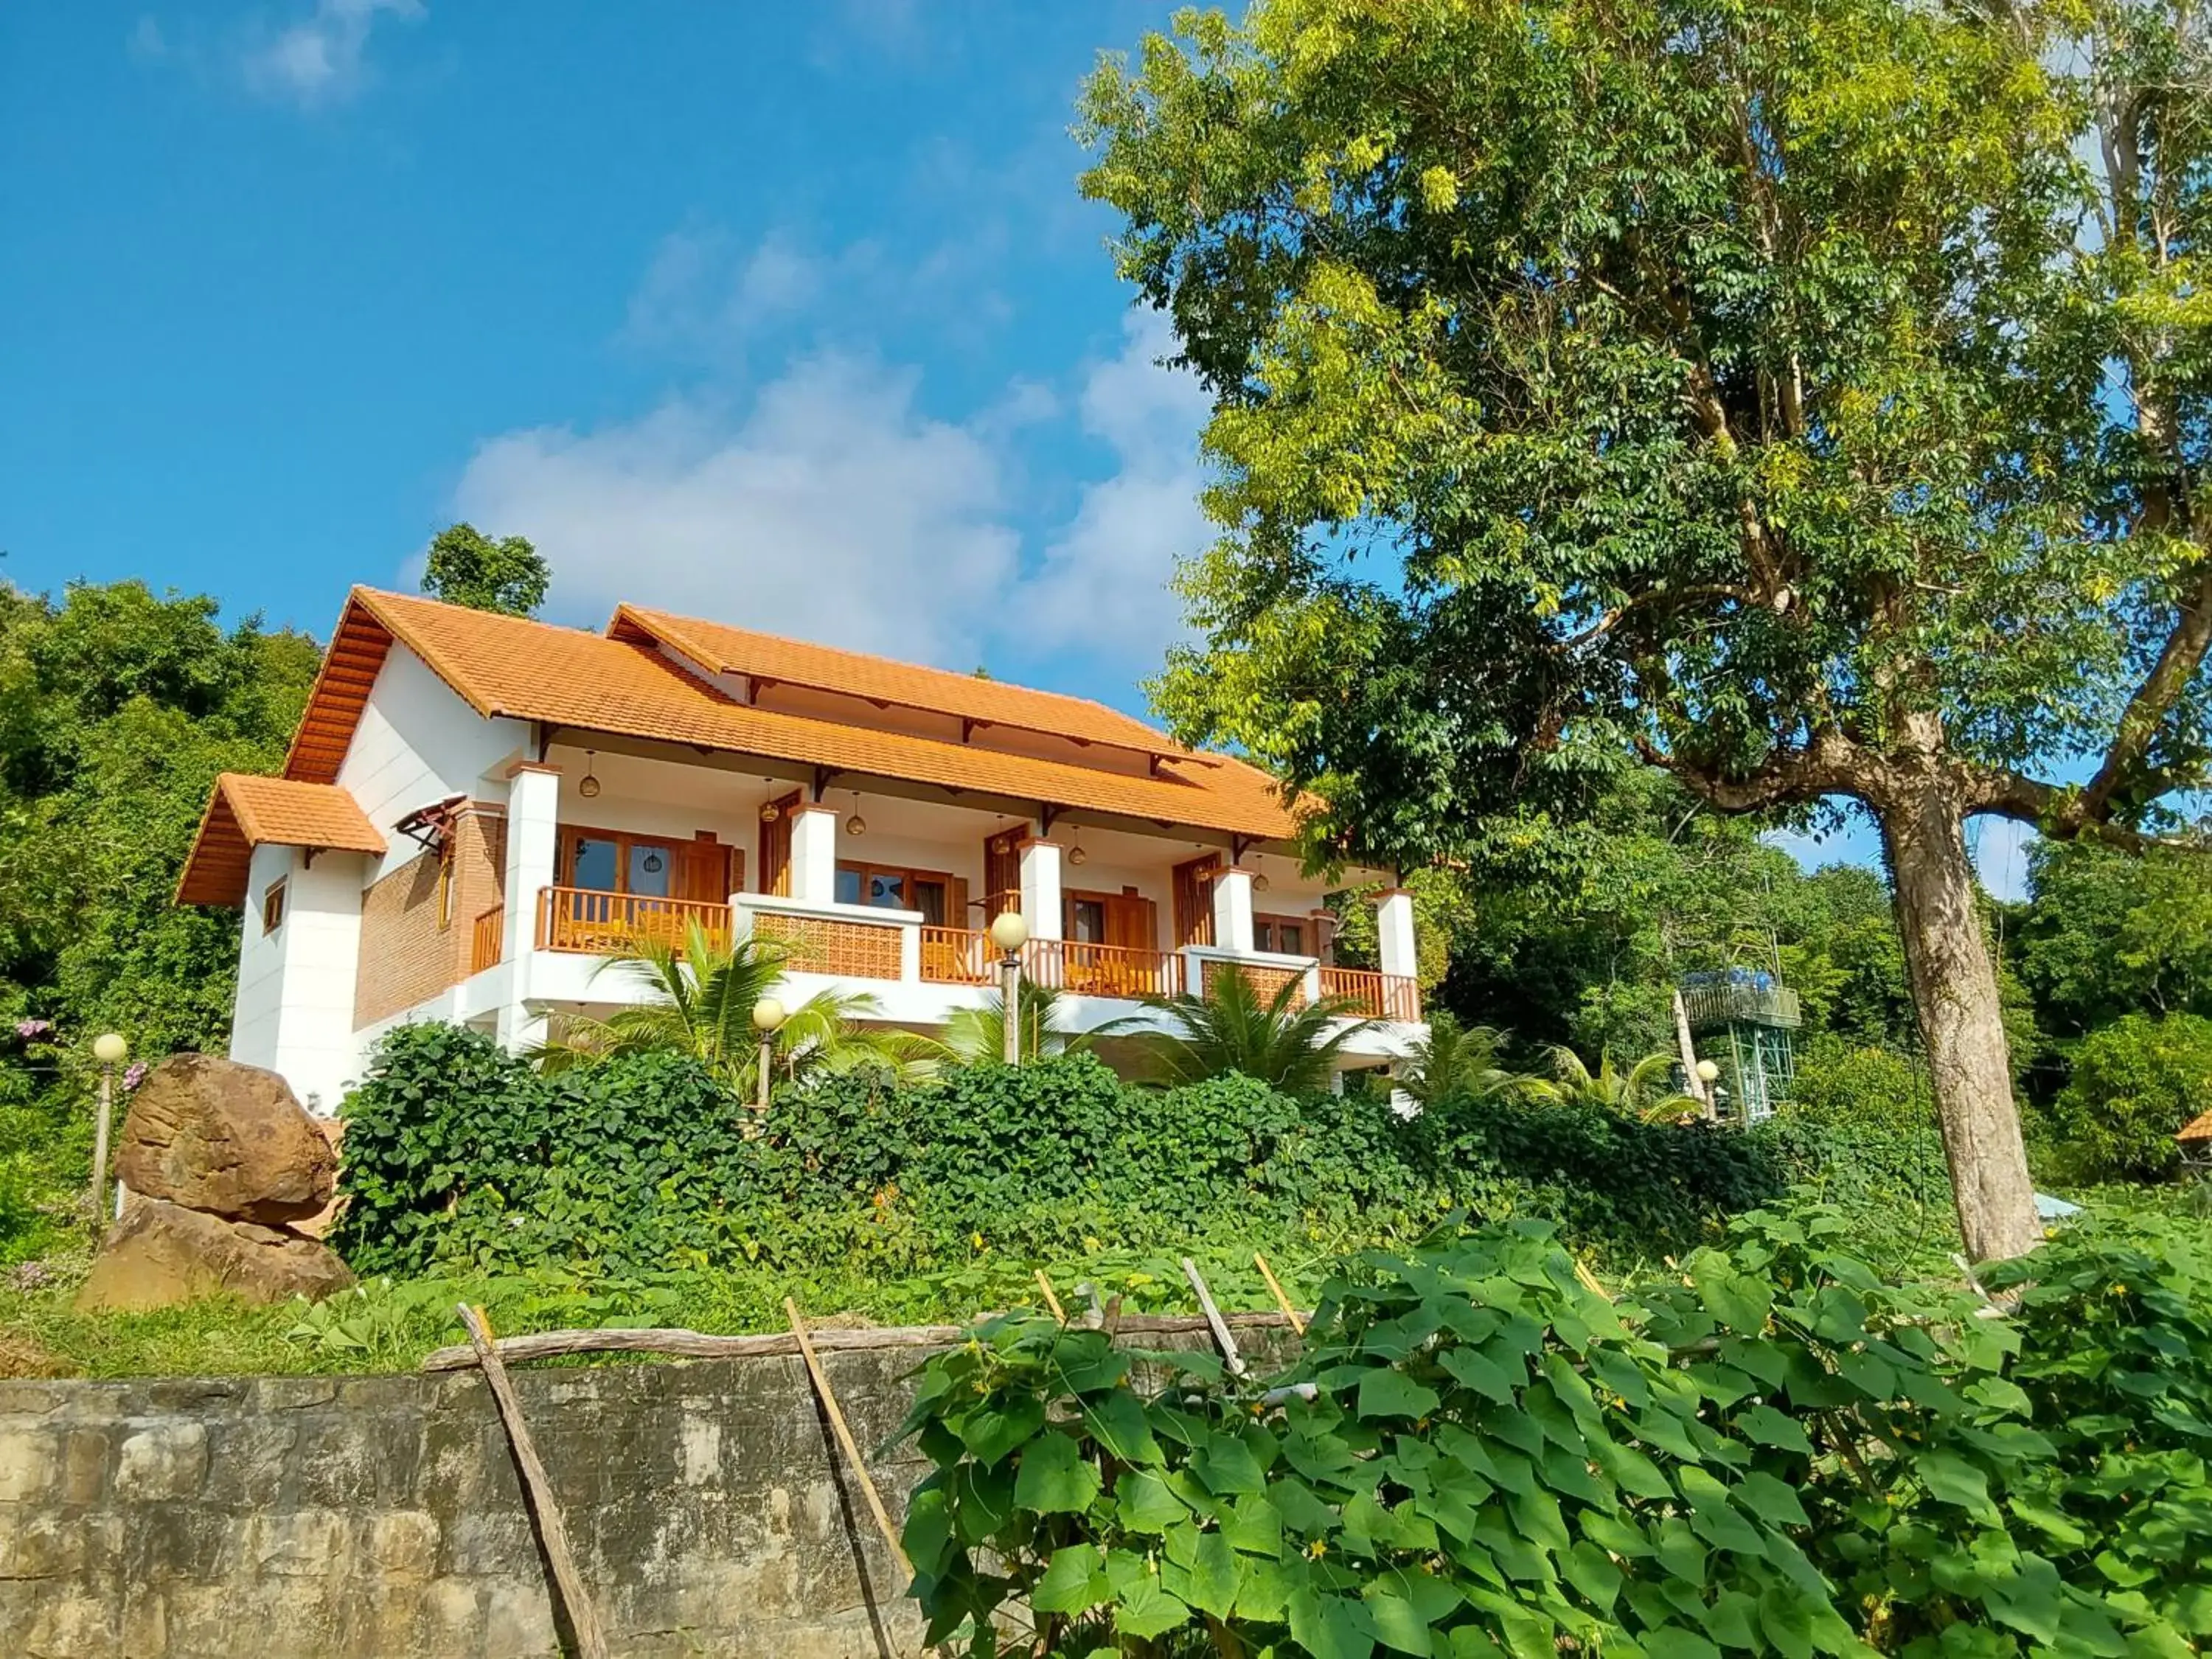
[{"left": 4, "top": 577, "right": 2208, "bottom": 1245}]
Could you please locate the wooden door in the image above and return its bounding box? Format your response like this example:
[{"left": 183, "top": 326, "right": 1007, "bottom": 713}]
[
  {"left": 1172, "top": 853, "right": 1220, "bottom": 948},
  {"left": 759, "top": 791, "right": 801, "bottom": 896},
  {"left": 1105, "top": 892, "right": 1158, "bottom": 952},
  {"left": 675, "top": 838, "right": 734, "bottom": 905}
]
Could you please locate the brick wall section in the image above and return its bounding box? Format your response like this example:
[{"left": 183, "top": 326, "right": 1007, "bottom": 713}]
[{"left": 353, "top": 806, "right": 506, "bottom": 1029}]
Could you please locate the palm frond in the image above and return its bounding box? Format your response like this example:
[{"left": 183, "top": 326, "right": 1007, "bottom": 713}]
[{"left": 1137, "top": 966, "right": 1376, "bottom": 1093}]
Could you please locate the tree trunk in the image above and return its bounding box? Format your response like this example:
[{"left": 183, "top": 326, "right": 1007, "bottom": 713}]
[{"left": 1875, "top": 771, "right": 2042, "bottom": 1262}]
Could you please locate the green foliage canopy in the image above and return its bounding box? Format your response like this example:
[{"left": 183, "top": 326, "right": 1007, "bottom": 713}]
[
  {"left": 0, "top": 580, "right": 316, "bottom": 1247},
  {"left": 419, "top": 521, "right": 549, "bottom": 616},
  {"left": 2043, "top": 1012, "right": 2212, "bottom": 1183}
]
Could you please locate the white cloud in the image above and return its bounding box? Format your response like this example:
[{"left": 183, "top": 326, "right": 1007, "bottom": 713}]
[
  {"left": 453, "top": 352, "right": 1020, "bottom": 665},
  {"left": 243, "top": 0, "right": 421, "bottom": 108},
  {"left": 128, "top": 16, "right": 167, "bottom": 60},
  {"left": 448, "top": 239, "right": 1215, "bottom": 692},
  {"left": 1008, "top": 310, "right": 1214, "bottom": 662}
]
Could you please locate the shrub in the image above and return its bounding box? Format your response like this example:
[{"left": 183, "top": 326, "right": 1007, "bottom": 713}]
[
  {"left": 902, "top": 1212, "right": 2212, "bottom": 1659},
  {"left": 897, "top": 1204, "right": 2198, "bottom": 1656},
  {"left": 332, "top": 1023, "right": 1799, "bottom": 1280},
  {"left": 2045, "top": 1012, "right": 2212, "bottom": 1183}
]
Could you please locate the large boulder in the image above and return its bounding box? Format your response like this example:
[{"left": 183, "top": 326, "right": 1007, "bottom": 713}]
[
  {"left": 74, "top": 1197, "right": 355, "bottom": 1313},
  {"left": 116, "top": 1053, "right": 337, "bottom": 1225}
]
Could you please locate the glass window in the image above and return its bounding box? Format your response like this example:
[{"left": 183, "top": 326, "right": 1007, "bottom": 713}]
[
  {"left": 1071, "top": 899, "right": 1107, "bottom": 942},
  {"left": 627, "top": 842, "right": 672, "bottom": 897},
  {"left": 1276, "top": 923, "right": 1303, "bottom": 954},
  {"left": 866, "top": 872, "right": 908, "bottom": 909},
  {"left": 571, "top": 837, "right": 619, "bottom": 893},
  {"left": 835, "top": 866, "right": 863, "bottom": 905}
]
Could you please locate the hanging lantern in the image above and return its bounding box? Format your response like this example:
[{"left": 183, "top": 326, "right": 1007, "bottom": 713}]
[
  {"left": 759, "top": 780, "right": 780, "bottom": 822},
  {"left": 1068, "top": 843, "right": 1088, "bottom": 866},
  {"left": 845, "top": 792, "right": 866, "bottom": 837},
  {"left": 641, "top": 849, "right": 664, "bottom": 875},
  {"left": 578, "top": 751, "right": 602, "bottom": 799},
  {"left": 1251, "top": 856, "right": 1270, "bottom": 893}
]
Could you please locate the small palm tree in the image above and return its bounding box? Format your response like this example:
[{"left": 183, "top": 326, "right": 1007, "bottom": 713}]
[
  {"left": 1394, "top": 1013, "right": 1517, "bottom": 1106},
  {"left": 931, "top": 980, "right": 1095, "bottom": 1067},
  {"left": 1516, "top": 1046, "right": 1703, "bottom": 1124},
  {"left": 534, "top": 921, "right": 933, "bottom": 1088},
  {"left": 1136, "top": 967, "right": 1375, "bottom": 1093}
]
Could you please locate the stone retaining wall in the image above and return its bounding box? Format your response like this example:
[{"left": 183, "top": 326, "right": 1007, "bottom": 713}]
[{"left": 0, "top": 1347, "right": 931, "bottom": 1658}]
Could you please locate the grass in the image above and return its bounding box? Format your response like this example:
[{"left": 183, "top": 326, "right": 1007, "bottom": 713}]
[{"left": 0, "top": 1223, "right": 1363, "bottom": 1381}]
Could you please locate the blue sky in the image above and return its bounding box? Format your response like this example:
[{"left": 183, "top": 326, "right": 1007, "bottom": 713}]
[
  {"left": 1, "top": 1, "right": 2039, "bottom": 894},
  {"left": 3, "top": 1, "right": 1205, "bottom": 689}
]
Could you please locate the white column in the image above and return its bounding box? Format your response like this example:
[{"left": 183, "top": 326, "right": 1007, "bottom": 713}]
[
  {"left": 787, "top": 804, "right": 841, "bottom": 906},
  {"left": 499, "top": 762, "right": 560, "bottom": 1047},
  {"left": 501, "top": 763, "right": 560, "bottom": 962},
  {"left": 1213, "top": 866, "right": 1256, "bottom": 956},
  {"left": 1018, "top": 838, "right": 1064, "bottom": 940},
  {"left": 1375, "top": 888, "right": 1418, "bottom": 981}
]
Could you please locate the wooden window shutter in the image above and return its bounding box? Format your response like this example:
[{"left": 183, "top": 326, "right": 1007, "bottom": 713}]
[
  {"left": 759, "top": 790, "right": 801, "bottom": 897},
  {"left": 1172, "top": 853, "right": 1220, "bottom": 948}
]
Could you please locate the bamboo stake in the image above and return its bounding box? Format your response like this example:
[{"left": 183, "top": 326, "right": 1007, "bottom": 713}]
[
  {"left": 1251, "top": 1252, "right": 1306, "bottom": 1335},
  {"left": 785, "top": 1298, "right": 914, "bottom": 1585},
  {"left": 420, "top": 1311, "right": 1298, "bottom": 1373},
  {"left": 459, "top": 1304, "right": 610, "bottom": 1659},
  {"left": 1572, "top": 1258, "right": 1612, "bottom": 1300},
  {"left": 1034, "top": 1270, "right": 1066, "bottom": 1323},
  {"left": 1181, "top": 1258, "right": 1247, "bottom": 1378}
]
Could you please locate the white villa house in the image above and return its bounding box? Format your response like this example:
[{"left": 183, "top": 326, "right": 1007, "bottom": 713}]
[{"left": 177, "top": 588, "right": 1427, "bottom": 1111}]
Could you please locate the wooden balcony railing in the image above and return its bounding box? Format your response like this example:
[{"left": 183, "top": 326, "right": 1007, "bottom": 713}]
[
  {"left": 917, "top": 930, "right": 1183, "bottom": 998},
  {"left": 919, "top": 925, "right": 995, "bottom": 987},
  {"left": 1319, "top": 966, "right": 1422, "bottom": 1023},
  {"left": 537, "top": 887, "right": 731, "bottom": 955},
  {"left": 1200, "top": 957, "right": 1310, "bottom": 1009},
  {"left": 1026, "top": 938, "right": 1180, "bottom": 1000},
  {"left": 751, "top": 909, "right": 903, "bottom": 980},
  {"left": 470, "top": 905, "right": 504, "bottom": 974}
]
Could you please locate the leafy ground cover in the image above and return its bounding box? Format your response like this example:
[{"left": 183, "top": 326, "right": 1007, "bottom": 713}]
[{"left": 898, "top": 1199, "right": 2212, "bottom": 1657}]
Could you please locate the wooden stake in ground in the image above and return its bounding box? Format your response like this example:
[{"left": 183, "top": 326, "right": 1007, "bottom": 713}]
[
  {"left": 1034, "top": 1270, "right": 1066, "bottom": 1323},
  {"left": 1251, "top": 1252, "right": 1305, "bottom": 1336},
  {"left": 785, "top": 1297, "right": 914, "bottom": 1584},
  {"left": 457, "top": 1304, "right": 610, "bottom": 1659},
  {"left": 1181, "top": 1258, "right": 1247, "bottom": 1378}
]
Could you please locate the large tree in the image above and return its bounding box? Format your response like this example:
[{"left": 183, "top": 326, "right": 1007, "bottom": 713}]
[
  {"left": 1082, "top": 0, "right": 2212, "bottom": 1257},
  {"left": 420, "top": 522, "right": 549, "bottom": 616}
]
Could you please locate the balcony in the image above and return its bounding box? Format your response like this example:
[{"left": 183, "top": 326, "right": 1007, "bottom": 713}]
[
  {"left": 537, "top": 886, "right": 732, "bottom": 955},
  {"left": 515, "top": 887, "right": 1419, "bottom": 1028},
  {"left": 1678, "top": 978, "right": 1802, "bottom": 1032}
]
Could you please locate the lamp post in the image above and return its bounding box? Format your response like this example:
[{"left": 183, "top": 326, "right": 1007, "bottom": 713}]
[
  {"left": 1694, "top": 1058, "right": 1722, "bottom": 1121},
  {"left": 751, "top": 998, "right": 787, "bottom": 1116},
  {"left": 90, "top": 1032, "right": 128, "bottom": 1225},
  {"left": 989, "top": 910, "right": 1029, "bottom": 1067}
]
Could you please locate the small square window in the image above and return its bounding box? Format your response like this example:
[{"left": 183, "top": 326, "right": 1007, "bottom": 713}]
[{"left": 262, "top": 878, "right": 288, "bottom": 934}]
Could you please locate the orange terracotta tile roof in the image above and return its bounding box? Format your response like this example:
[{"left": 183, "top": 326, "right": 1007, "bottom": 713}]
[
  {"left": 177, "top": 775, "right": 386, "bottom": 907},
  {"left": 175, "top": 589, "right": 1306, "bottom": 910},
  {"left": 610, "top": 604, "right": 1213, "bottom": 763},
  {"left": 2179, "top": 1109, "right": 2212, "bottom": 1144}
]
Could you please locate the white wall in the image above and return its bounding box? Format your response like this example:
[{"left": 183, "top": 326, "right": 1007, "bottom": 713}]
[
  {"left": 340, "top": 648, "right": 531, "bottom": 883},
  {"left": 226, "top": 843, "right": 368, "bottom": 1113},
  {"left": 226, "top": 842, "right": 291, "bottom": 1077}
]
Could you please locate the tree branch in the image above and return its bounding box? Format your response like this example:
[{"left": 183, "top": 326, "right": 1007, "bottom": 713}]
[
  {"left": 2072, "top": 560, "right": 2212, "bottom": 827},
  {"left": 1635, "top": 727, "right": 1867, "bottom": 813}
]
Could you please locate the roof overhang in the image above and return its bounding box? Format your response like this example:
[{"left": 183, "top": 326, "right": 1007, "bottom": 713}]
[{"left": 176, "top": 775, "right": 386, "bottom": 907}]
